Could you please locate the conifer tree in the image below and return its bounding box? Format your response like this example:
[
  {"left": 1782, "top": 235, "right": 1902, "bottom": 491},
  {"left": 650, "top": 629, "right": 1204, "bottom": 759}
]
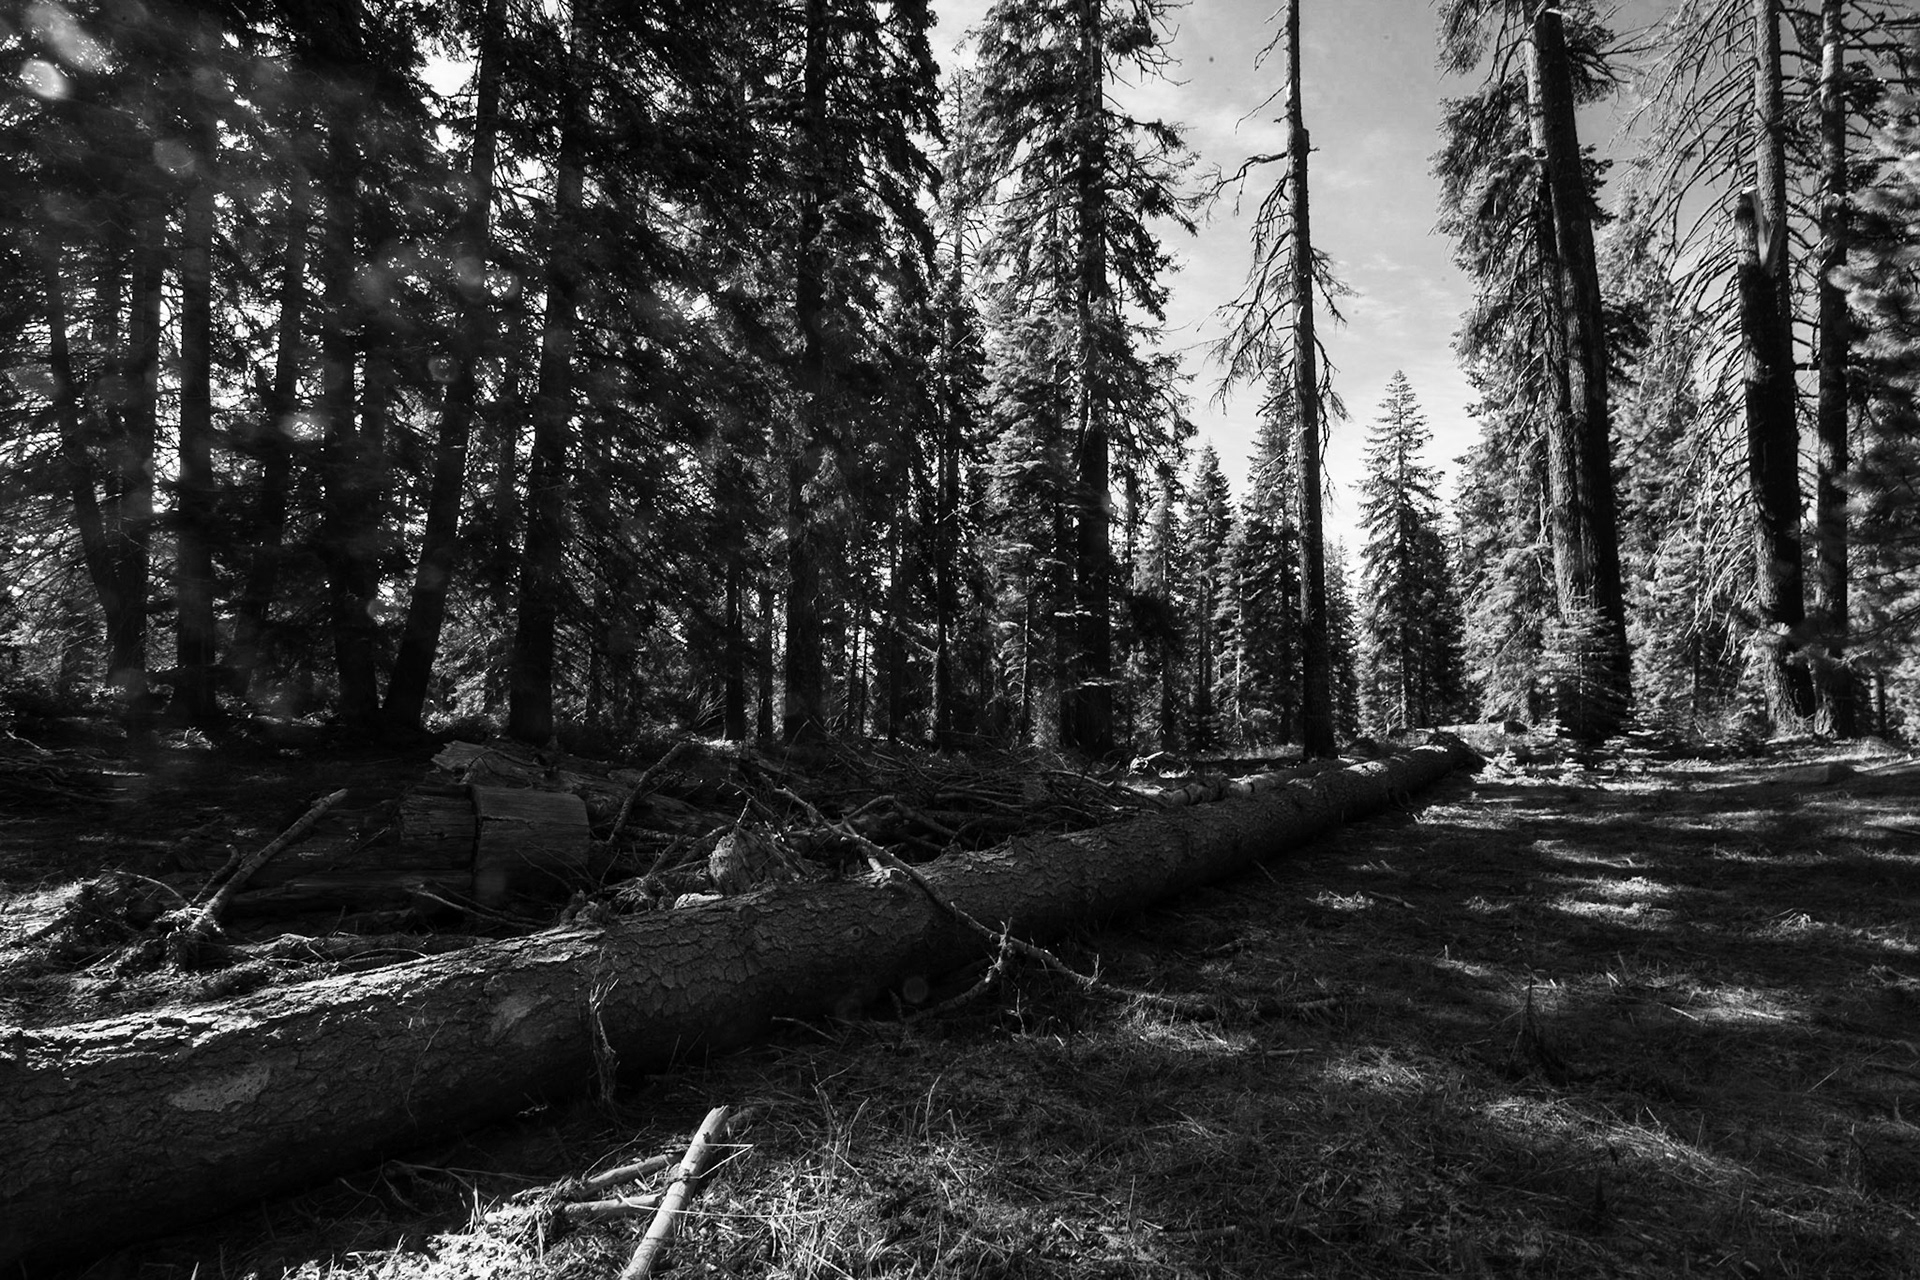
[
  {"left": 1324, "top": 541, "right": 1363, "bottom": 740},
  {"left": 1453, "top": 401, "right": 1555, "bottom": 723},
  {"left": 1357, "top": 373, "right": 1462, "bottom": 731},
  {"left": 972, "top": 0, "right": 1194, "bottom": 757},
  {"left": 1131, "top": 470, "right": 1187, "bottom": 749},
  {"left": 1436, "top": 0, "right": 1630, "bottom": 741},
  {"left": 1184, "top": 446, "right": 1233, "bottom": 750},
  {"left": 1212, "top": 0, "right": 1347, "bottom": 758},
  {"left": 1846, "top": 74, "right": 1920, "bottom": 730},
  {"left": 772, "top": 0, "right": 940, "bottom": 741},
  {"left": 1227, "top": 396, "right": 1303, "bottom": 743}
]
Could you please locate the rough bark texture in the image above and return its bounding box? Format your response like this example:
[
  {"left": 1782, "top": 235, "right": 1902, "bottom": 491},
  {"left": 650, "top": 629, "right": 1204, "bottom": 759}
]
[
  {"left": 1525, "top": 8, "right": 1632, "bottom": 743},
  {"left": 782, "top": 0, "right": 832, "bottom": 744},
  {"left": 228, "top": 145, "right": 308, "bottom": 704},
  {"left": 1743, "top": 0, "right": 1816, "bottom": 728},
  {"left": 507, "top": 0, "right": 589, "bottom": 745},
  {"left": 0, "top": 744, "right": 1472, "bottom": 1270},
  {"left": 386, "top": 0, "right": 507, "bottom": 733},
  {"left": 105, "top": 218, "right": 164, "bottom": 706},
  {"left": 1288, "top": 0, "right": 1334, "bottom": 760},
  {"left": 172, "top": 97, "right": 220, "bottom": 728},
  {"left": 317, "top": 90, "right": 382, "bottom": 731},
  {"left": 1061, "top": 0, "right": 1114, "bottom": 758},
  {"left": 1810, "top": 0, "right": 1854, "bottom": 737}
]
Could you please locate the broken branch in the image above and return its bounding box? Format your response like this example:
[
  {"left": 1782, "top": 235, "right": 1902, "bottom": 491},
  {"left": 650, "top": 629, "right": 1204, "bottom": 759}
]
[
  {"left": 617, "top": 1105, "right": 737, "bottom": 1280},
  {"left": 167, "top": 789, "right": 349, "bottom": 964},
  {"left": 603, "top": 741, "right": 692, "bottom": 850}
]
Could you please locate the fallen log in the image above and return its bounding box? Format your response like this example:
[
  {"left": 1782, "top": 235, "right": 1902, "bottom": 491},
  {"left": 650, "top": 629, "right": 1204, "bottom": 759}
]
[{"left": 0, "top": 740, "right": 1473, "bottom": 1271}]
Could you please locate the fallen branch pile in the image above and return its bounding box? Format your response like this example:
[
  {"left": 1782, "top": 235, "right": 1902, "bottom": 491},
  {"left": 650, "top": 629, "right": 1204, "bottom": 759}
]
[{"left": 0, "top": 732, "right": 113, "bottom": 810}]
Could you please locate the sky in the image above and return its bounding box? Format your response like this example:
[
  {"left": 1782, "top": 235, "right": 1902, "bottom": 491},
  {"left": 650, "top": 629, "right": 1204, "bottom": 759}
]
[{"left": 927, "top": 0, "right": 1661, "bottom": 550}]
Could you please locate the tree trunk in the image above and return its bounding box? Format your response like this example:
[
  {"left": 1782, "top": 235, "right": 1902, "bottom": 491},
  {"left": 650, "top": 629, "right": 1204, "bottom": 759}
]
[
  {"left": 1743, "top": 0, "right": 1815, "bottom": 728},
  {"left": 756, "top": 577, "right": 776, "bottom": 742},
  {"left": 386, "top": 0, "right": 507, "bottom": 733},
  {"left": 172, "top": 103, "right": 221, "bottom": 728},
  {"left": 508, "top": 0, "right": 591, "bottom": 745},
  {"left": 316, "top": 92, "right": 382, "bottom": 731},
  {"left": 1810, "top": 0, "right": 1854, "bottom": 737},
  {"left": 1288, "top": 0, "right": 1335, "bottom": 759},
  {"left": 106, "top": 214, "right": 165, "bottom": 709},
  {"left": 229, "top": 143, "right": 310, "bottom": 705},
  {"left": 1193, "top": 563, "right": 1216, "bottom": 747},
  {"left": 935, "top": 266, "right": 967, "bottom": 743},
  {"left": 783, "top": 0, "right": 832, "bottom": 743},
  {"left": 884, "top": 527, "right": 905, "bottom": 741},
  {"left": 723, "top": 547, "right": 749, "bottom": 740},
  {"left": 1736, "top": 184, "right": 1814, "bottom": 728},
  {"left": 44, "top": 239, "right": 117, "bottom": 654},
  {"left": 1062, "top": 0, "right": 1114, "bottom": 758},
  {"left": 0, "top": 742, "right": 1474, "bottom": 1272},
  {"left": 1525, "top": 7, "right": 1631, "bottom": 743}
]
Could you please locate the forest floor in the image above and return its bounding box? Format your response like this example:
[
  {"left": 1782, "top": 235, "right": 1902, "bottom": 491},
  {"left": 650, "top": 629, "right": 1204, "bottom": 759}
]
[{"left": 4, "top": 722, "right": 1920, "bottom": 1278}]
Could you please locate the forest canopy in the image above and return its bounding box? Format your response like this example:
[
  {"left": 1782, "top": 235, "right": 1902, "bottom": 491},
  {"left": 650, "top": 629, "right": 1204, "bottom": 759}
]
[{"left": 1, "top": 0, "right": 1917, "bottom": 752}]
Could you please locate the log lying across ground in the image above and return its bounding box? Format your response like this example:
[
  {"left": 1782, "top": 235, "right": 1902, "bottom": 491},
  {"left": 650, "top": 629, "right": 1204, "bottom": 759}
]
[{"left": 0, "top": 741, "right": 1473, "bottom": 1271}]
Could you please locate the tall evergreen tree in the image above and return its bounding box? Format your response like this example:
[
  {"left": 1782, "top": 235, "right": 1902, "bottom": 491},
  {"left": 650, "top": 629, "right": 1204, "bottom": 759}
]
[
  {"left": 1130, "top": 469, "right": 1187, "bottom": 750},
  {"left": 1183, "top": 446, "right": 1233, "bottom": 751},
  {"left": 1437, "top": 0, "right": 1630, "bottom": 741},
  {"left": 773, "top": 0, "right": 939, "bottom": 741},
  {"left": 1226, "top": 396, "right": 1303, "bottom": 743},
  {"left": 1324, "top": 540, "right": 1362, "bottom": 740},
  {"left": 1631, "top": 0, "right": 1912, "bottom": 732},
  {"left": 1846, "top": 69, "right": 1920, "bottom": 730},
  {"left": 972, "top": 0, "right": 1193, "bottom": 757},
  {"left": 1357, "top": 373, "right": 1462, "bottom": 731}
]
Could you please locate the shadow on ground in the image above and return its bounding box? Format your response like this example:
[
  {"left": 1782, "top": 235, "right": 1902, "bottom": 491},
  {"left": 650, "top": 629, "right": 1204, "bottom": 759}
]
[{"left": 55, "top": 748, "right": 1920, "bottom": 1279}]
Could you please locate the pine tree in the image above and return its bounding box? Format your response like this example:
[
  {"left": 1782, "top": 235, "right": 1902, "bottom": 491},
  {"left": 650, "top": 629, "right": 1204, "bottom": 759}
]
[
  {"left": 972, "top": 0, "right": 1194, "bottom": 757},
  {"left": 1631, "top": 0, "right": 1913, "bottom": 732},
  {"left": 1131, "top": 469, "right": 1187, "bottom": 750},
  {"left": 1324, "top": 541, "right": 1362, "bottom": 740},
  {"left": 1226, "top": 397, "right": 1303, "bottom": 743},
  {"left": 1357, "top": 373, "right": 1462, "bottom": 732},
  {"left": 1184, "top": 447, "right": 1233, "bottom": 751},
  {"left": 1452, "top": 387, "right": 1556, "bottom": 723},
  {"left": 1602, "top": 191, "right": 1747, "bottom": 734},
  {"left": 1436, "top": 0, "right": 1631, "bottom": 741},
  {"left": 762, "top": 0, "right": 940, "bottom": 741},
  {"left": 1846, "top": 72, "right": 1920, "bottom": 731}
]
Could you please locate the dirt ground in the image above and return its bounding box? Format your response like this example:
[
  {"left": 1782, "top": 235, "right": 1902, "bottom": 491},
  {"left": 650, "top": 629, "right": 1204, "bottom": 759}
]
[{"left": 4, "top": 727, "right": 1920, "bottom": 1279}]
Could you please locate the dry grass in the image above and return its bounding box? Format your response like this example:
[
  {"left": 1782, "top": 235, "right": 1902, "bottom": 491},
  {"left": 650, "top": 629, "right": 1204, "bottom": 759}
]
[{"left": 48, "top": 742, "right": 1920, "bottom": 1278}]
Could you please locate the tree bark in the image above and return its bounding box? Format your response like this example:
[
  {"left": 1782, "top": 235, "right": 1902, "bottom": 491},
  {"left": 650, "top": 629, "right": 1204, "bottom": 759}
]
[
  {"left": 172, "top": 97, "right": 221, "bottom": 728},
  {"left": 508, "top": 0, "right": 591, "bottom": 744},
  {"left": 1525, "top": 7, "right": 1631, "bottom": 743},
  {"left": 1288, "top": 0, "right": 1335, "bottom": 759},
  {"left": 783, "top": 0, "right": 832, "bottom": 744},
  {"left": 0, "top": 742, "right": 1474, "bottom": 1271},
  {"left": 1810, "top": 0, "right": 1854, "bottom": 737},
  {"left": 1743, "top": 0, "right": 1815, "bottom": 728},
  {"left": 44, "top": 238, "right": 117, "bottom": 657},
  {"left": 935, "top": 263, "right": 968, "bottom": 742},
  {"left": 757, "top": 577, "right": 777, "bottom": 743},
  {"left": 316, "top": 89, "right": 382, "bottom": 731},
  {"left": 724, "top": 543, "right": 749, "bottom": 740},
  {"left": 1061, "top": 0, "right": 1115, "bottom": 757},
  {"left": 106, "top": 213, "right": 165, "bottom": 708},
  {"left": 386, "top": 0, "right": 507, "bottom": 733},
  {"left": 229, "top": 141, "right": 310, "bottom": 705}
]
